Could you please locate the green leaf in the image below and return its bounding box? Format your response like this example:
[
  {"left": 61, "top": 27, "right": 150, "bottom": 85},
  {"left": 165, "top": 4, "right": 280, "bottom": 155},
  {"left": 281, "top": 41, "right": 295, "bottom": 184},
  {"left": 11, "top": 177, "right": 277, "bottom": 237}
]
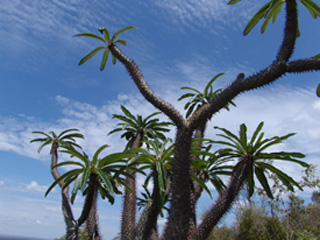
[
  {"left": 73, "top": 33, "right": 107, "bottom": 44},
  {"left": 240, "top": 123, "right": 248, "bottom": 150},
  {"left": 250, "top": 122, "right": 264, "bottom": 146},
  {"left": 92, "top": 144, "right": 110, "bottom": 165},
  {"left": 101, "top": 27, "right": 110, "bottom": 42},
  {"left": 45, "top": 169, "right": 82, "bottom": 196},
  {"left": 80, "top": 168, "right": 90, "bottom": 191},
  {"left": 78, "top": 46, "right": 106, "bottom": 66},
  {"left": 114, "top": 39, "right": 127, "bottom": 46},
  {"left": 97, "top": 170, "right": 114, "bottom": 199},
  {"left": 111, "top": 25, "right": 135, "bottom": 42},
  {"left": 299, "top": 0, "right": 320, "bottom": 19},
  {"left": 112, "top": 54, "right": 116, "bottom": 64},
  {"left": 204, "top": 73, "right": 224, "bottom": 96},
  {"left": 261, "top": 0, "right": 285, "bottom": 34},
  {"left": 255, "top": 166, "right": 273, "bottom": 199},
  {"left": 100, "top": 48, "right": 109, "bottom": 71},
  {"left": 317, "top": 83, "right": 320, "bottom": 98},
  {"left": 228, "top": 0, "right": 242, "bottom": 4},
  {"left": 190, "top": 174, "right": 212, "bottom": 198},
  {"left": 311, "top": 53, "right": 320, "bottom": 59},
  {"left": 243, "top": 1, "right": 272, "bottom": 36},
  {"left": 71, "top": 173, "right": 83, "bottom": 204}
]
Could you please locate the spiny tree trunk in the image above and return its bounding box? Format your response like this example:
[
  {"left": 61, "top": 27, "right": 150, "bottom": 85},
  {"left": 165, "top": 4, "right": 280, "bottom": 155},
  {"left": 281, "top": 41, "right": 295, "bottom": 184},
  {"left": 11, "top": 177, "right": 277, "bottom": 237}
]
[
  {"left": 189, "top": 120, "right": 207, "bottom": 236},
  {"left": 133, "top": 171, "right": 165, "bottom": 240},
  {"left": 86, "top": 174, "right": 101, "bottom": 240},
  {"left": 191, "top": 157, "right": 253, "bottom": 240},
  {"left": 52, "top": 148, "right": 79, "bottom": 240},
  {"left": 121, "top": 133, "right": 143, "bottom": 240}
]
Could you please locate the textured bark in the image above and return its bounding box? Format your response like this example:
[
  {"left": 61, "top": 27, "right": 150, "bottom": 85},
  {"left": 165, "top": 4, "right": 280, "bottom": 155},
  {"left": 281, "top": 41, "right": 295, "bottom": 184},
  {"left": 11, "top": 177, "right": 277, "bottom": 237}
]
[
  {"left": 189, "top": 121, "right": 207, "bottom": 237},
  {"left": 51, "top": 148, "right": 79, "bottom": 240},
  {"left": 85, "top": 175, "right": 101, "bottom": 240},
  {"left": 191, "top": 157, "right": 254, "bottom": 240},
  {"left": 133, "top": 171, "right": 164, "bottom": 240},
  {"left": 276, "top": 0, "right": 297, "bottom": 62},
  {"left": 163, "top": 128, "right": 193, "bottom": 240},
  {"left": 121, "top": 133, "right": 143, "bottom": 240},
  {"left": 109, "top": 44, "right": 185, "bottom": 129}
]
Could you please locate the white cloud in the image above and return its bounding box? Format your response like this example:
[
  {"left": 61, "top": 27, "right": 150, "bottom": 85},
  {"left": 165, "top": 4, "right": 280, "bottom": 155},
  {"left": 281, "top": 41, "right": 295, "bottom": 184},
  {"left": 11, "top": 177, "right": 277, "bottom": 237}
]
[
  {"left": 26, "top": 181, "right": 48, "bottom": 193},
  {"left": 0, "top": 181, "right": 4, "bottom": 185}
]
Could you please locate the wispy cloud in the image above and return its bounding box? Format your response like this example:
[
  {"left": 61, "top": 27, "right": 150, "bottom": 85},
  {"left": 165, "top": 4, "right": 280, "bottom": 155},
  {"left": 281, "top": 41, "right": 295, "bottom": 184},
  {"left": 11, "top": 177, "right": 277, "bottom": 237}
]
[{"left": 153, "top": 0, "right": 260, "bottom": 32}]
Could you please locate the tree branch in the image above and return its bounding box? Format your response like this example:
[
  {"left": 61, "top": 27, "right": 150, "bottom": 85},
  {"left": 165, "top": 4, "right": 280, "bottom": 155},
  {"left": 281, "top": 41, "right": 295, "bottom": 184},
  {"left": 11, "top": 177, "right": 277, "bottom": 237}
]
[
  {"left": 276, "top": 0, "right": 298, "bottom": 62},
  {"left": 108, "top": 44, "right": 185, "bottom": 128}
]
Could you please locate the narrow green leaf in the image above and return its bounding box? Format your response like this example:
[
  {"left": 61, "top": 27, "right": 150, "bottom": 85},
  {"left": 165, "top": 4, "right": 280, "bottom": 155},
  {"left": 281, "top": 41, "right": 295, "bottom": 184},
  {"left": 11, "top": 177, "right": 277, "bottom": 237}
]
[
  {"left": 111, "top": 25, "right": 135, "bottom": 42},
  {"left": 228, "top": 0, "right": 242, "bottom": 4},
  {"left": 92, "top": 144, "right": 110, "bottom": 165},
  {"left": 204, "top": 73, "right": 224, "bottom": 96},
  {"left": 299, "top": 0, "right": 320, "bottom": 18},
  {"left": 255, "top": 166, "right": 273, "bottom": 199},
  {"left": 73, "top": 33, "right": 107, "bottom": 44},
  {"left": 243, "top": 1, "right": 272, "bottom": 35},
  {"left": 114, "top": 39, "right": 127, "bottom": 46},
  {"left": 71, "top": 173, "right": 83, "bottom": 204},
  {"left": 250, "top": 122, "right": 264, "bottom": 146},
  {"left": 100, "top": 49, "right": 109, "bottom": 71},
  {"left": 80, "top": 168, "right": 90, "bottom": 191},
  {"left": 190, "top": 174, "right": 212, "bottom": 198},
  {"left": 240, "top": 123, "right": 248, "bottom": 150},
  {"left": 97, "top": 170, "right": 114, "bottom": 198},
  {"left": 317, "top": 83, "right": 320, "bottom": 98},
  {"left": 78, "top": 46, "right": 106, "bottom": 66}
]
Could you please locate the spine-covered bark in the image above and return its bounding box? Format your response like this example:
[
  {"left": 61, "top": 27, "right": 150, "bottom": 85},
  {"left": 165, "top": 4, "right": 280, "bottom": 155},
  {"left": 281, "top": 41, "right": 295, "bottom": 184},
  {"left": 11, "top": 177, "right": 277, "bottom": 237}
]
[
  {"left": 121, "top": 134, "right": 143, "bottom": 240},
  {"left": 189, "top": 121, "right": 207, "bottom": 237},
  {"left": 108, "top": 44, "right": 185, "bottom": 128},
  {"left": 164, "top": 128, "right": 193, "bottom": 240},
  {"left": 52, "top": 148, "right": 79, "bottom": 240},
  {"left": 191, "top": 157, "right": 253, "bottom": 240},
  {"left": 85, "top": 174, "right": 101, "bottom": 240},
  {"left": 276, "top": 0, "right": 297, "bottom": 62},
  {"left": 133, "top": 193, "right": 158, "bottom": 240}
]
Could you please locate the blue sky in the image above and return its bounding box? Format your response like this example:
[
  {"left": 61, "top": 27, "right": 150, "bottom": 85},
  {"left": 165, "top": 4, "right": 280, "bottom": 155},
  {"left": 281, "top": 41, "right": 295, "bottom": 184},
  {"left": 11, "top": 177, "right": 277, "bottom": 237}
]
[{"left": 1, "top": 0, "right": 320, "bottom": 239}]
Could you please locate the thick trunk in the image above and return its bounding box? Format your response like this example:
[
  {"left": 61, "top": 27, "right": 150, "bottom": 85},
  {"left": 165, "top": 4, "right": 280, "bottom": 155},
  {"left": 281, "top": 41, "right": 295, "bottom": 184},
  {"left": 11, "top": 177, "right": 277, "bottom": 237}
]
[
  {"left": 85, "top": 175, "right": 101, "bottom": 240},
  {"left": 163, "top": 128, "right": 193, "bottom": 240},
  {"left": 189, "top": 121, "right": 207, "bottom": 236},
  {"left": 121, "top": 133, "right": 143, "bottom": 240},
  {"left": 191, "top": 157, "right": 253, "bottom": 240}
]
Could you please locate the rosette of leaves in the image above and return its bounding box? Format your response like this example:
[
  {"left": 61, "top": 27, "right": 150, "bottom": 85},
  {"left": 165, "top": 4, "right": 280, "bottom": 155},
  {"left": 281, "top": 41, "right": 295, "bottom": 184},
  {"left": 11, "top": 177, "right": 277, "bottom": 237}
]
[
  {"left": 209, "top": 121, "right": 308, "bottom": 199},
  {"left": 190, "top": 142, "right": 234, "bottom": 195},
  {"left": 178, "top": 73, "right": 235, "bottom": 118},
  {"left": 45, "top": 144, "right": 136, "bottom": 204},
  {"left": 228, "top": 0, "right": 320, "bottom": 36},
  {"left": 128, "top": 138, "right": 174, "bottom": 209},
  {"left": 74, "top": 26, "right": 135, "bottom": 70}
]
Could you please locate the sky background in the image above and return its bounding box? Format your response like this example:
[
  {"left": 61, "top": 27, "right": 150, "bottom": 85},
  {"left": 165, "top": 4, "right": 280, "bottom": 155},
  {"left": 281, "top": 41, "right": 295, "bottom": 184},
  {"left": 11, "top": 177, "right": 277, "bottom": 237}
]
[{"left": 1, "top": 0, "right": 320, "bottom": 239}]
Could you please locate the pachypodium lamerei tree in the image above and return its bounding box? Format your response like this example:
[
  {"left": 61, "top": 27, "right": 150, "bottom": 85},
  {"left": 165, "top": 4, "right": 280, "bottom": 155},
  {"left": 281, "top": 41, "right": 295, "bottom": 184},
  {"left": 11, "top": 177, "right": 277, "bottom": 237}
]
[
  {"left": 31, "top": 129, "right": 84, "bottom": 240},
  {"left": 178, "top": 73, "right": 235, "bottom": 233},
  {"left": 74, "top": 0, "right": 320, "bottom": 239},
  {"left": 128, "top": 138, "right": 174, "bottom": 240},
  {"left": 108, "top": 105, "right": 172, "bottom": 240},
  {"left": 192, "top": 122, "right": 307, "bottom": 240},
  {"left": 45, "top": 144, "right": 136, "bottom": 240}
]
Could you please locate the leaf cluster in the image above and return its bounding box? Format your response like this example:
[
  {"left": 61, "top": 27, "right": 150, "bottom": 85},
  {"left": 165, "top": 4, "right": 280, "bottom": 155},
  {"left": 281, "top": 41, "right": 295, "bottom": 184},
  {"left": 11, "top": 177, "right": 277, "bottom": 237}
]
[
  {"left": 228, "top": 0, "right": 320, "bottom": 36},
  {"left": 74, "top": 26, "right": 135, "bottom": 70}
]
